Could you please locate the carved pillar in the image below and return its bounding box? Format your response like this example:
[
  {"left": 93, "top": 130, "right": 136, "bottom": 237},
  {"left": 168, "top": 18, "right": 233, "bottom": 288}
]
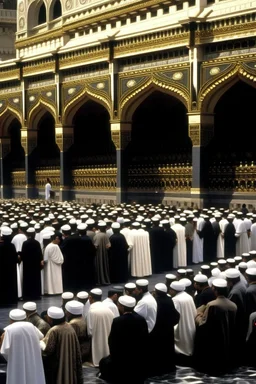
[
  {"left": 188, "top": 113, "right": 214, "bottom": 207},
  {"left": 55, "top": 125, "right": 73, "bottom": 201},
  {"left": 21, "top": 128, "right": 38, "bottom": 198},
  {"left": 0, "top": 137, "right": 11, "bottom": 198},
  {"left": 111, "top": 121, "right": 131, "bottom": 203}
]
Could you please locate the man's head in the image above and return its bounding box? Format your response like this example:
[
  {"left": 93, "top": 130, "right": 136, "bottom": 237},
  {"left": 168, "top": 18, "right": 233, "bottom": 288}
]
[
  {"left": 135, "top": 279, "right": 149, "bottom": 301},
  {"left": 193, "top": 274, "right": 208, "bottom": 292},
  {"left": 117, "top": 295, "right": 136, "bottom": 315},
  {"left": 47, "top": 306, "right": 65, "bottom": 326},
  {"left": 225, "top": 268, "right": 240, "bottom": 289},
  {"left": 211, "top": 278, "right": 228, "bottom": 297},
  {"left": 65, "top": 300, "right": 84, "bottom": 321},
  {"left": 76, "top": 291, "right": 88, "bottom": 304},
  {"left": 61, "top": 292, "right": 74, "bottom": 307},
  {"left": 154, "top": 283, "right": 167, "bottom": 298},
  {"left": 169, "top": 281, "right": 185, "bottom": 297},
  {"left": 124, "top": 282, "right": 136, "bottom": 297},
  {"left": 107, "top": 286, "right": 124, "bottom": 303},
  {"left": 89, "top": 288, "right": 102, "bottom": 304},
  {"left": 9, "top": 309, "right": 26, "bottom": 324},
  {"left": 23, "top": 302, "right": 37, "bottom": 317}
]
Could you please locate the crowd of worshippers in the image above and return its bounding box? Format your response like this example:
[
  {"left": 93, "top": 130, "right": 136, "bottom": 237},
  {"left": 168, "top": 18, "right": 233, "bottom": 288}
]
[
  {"left": 0, "top": 200, "right": 256, "bottom": 306},
  {"left": 1, "top": 265, "right": 256, "bottom": 384}
]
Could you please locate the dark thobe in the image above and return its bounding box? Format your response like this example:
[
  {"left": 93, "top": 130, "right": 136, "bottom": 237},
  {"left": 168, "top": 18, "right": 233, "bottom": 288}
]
[
  {"left": 162, "top": 227, "right": 177, "bottom": 271},
  {"left": 194, "top": 297, "right": 238, "bottom": 375},
  {"left": 42, "top": 322, "right": 83, "bottom": 384},
  {"left": 21, "top": 238, "right": 43, "bottom": 300},
  {"left": 27, "top": 312, "right": 50, "bottom": 336},
  {"left": 99, "top": 312, "right": 149, "bottom": 384},
  {"left": 212, "top": 221, "right": 221, "bottom": 259},
  {"left": 224, "top": 222, "right": 236, "bottom": 258},
  {"left": 0, "top": 239, "right": 18, "bottom": 306},
  {"left": 185, "top": 222, "right": 194, "bottom": 266},
  {"left": 109, "top": 232, "right": 129, "bottom": 283},
  {"left": 149, "top": 294, "right": 180, "bottom": 376},
  {"left": 199, "top": 220, "right": 215, "bottom": 262},
  {"left": 194, "top": 287, "right": 216, "bottom": 308},
  {"left": 80, "top": 235, "right": 96, "bottom": 290},
  {"left": 245, "top": 283, "right": 256, "bottom": 324},
  {"left": 149, "top": 226, "right": 165, "bottom": 273},
  {"left": 93, "top": 232, "right": 111, "bottom": 285}
]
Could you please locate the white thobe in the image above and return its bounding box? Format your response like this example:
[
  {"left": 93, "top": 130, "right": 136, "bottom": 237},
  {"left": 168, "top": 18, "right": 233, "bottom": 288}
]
[
  {"left": 44, "top": 243, "right": 64, "bottom": 294},
  {"left": 128, "top": 229, "right": 152, "bottom": 277},
  {"left": 1, "top": 322, "right": 45, "bottom": 384},
  {"left": 172, "top": 291, "right": 197, "bottom": 356},
  {"left": 45, "top": 182, "right": 51, "bottom": 200},
  {"left": 172, "top": 223, "right": 186, "bottom": 268},
  {"left": 134, "top": 291, "right": 157, "bottom": 333},
  {"left": 102, "top": 298, "right": 120, "bottom": 318},
  {"left": 87, "top": 301, "right": 114, "bottom": 367},
  {"left": 216, "top": 218, "right": 228, "bottom": 259},
  {"left": 235, "top": 220, "right": 250, "bottom": 255},
  {"left": 11, "top": 233, "right": 27, "bottom": 298},
  {"left": 120, "top": 227, "right": 131, "bottom": 269},
  {"left": 192, "top": 218, "right": 204, "bottom": 264},
  {"left": 250, "top": 222, "right": 256, "bottom": 251}
]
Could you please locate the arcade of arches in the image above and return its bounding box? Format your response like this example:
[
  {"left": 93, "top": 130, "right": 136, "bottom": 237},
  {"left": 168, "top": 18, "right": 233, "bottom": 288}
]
[{"left": 1, "top": 79, "right": 256, "bottom": 207}]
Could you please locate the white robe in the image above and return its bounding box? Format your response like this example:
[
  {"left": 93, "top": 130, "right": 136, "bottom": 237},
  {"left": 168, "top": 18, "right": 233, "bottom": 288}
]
[
  {"left": 250, "top": 222, "right": 256, "bottom": 251},
  {"left": 1, "top": 322, "right": 45, "bottom": 384},
  {"left": 128, "top": 228, "right": 152, "bottom": 277},
  {"left": 172, "top": 291, "right": 197, "bottom": 356},
  {"left": 172, "top": 223, "right": 187, "bottom": 268},
  {"left": 11, "top": 233, "right": 27, "bottom": 298},
  {"left": 120, "top": 227, "right": 131, "bottom": 269},
  {"left": 134, "top": 291, "right": 157, "bottom": 333},
  {"left": 192, "top": 218, "right": 204, "bottom": 264},
  {"left": 102, "top": 298, "right": 120, "bottom": 318},
  {"left": 45, "top": 182, "right": 51, "bottom": 200},
  {"left": 216, "top": 218, "right": 228, "bottom": 259},
  {"left": 44, "top": 243, "right": 64, "bottom": 295},
  {"left": 235, "top": 220, "right": 250, "bottom": 255},
  {"left": 87, "top": 301, "right": 114, "bottom": 367}
]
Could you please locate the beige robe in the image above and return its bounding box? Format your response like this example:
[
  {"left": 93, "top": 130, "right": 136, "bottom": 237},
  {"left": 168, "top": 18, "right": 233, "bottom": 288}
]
[
  {"left": 128, "top": 228, "right": 152, "bottom": 277},
  {"left": 44, "top": 242, "right": 64, "bottom": 294}
]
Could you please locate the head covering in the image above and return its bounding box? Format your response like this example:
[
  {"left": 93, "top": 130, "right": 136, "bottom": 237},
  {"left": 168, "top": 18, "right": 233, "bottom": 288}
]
[
  {"left": 179, "top": 278, "right": 192, "bottom": 287},
  {"left": 118, "top": 295, "right": 136, "bottom": 307},
  {"left": 61, "top": 292, "right": 74, "bottom": 300},
  {"left": 26, "top": 227, "right": 35, "bottom": 233},
  {"left": 194, "top": 274, "right": 208, "bottom": 283},
  {"left": 47, "top": 306, "right": 65, "bottom": 319},
  {"left": 225, "top": 268, "right": 240, "bottom": 279},
  {"left": 238, "top": 261, "right": 248, "bottom": 269},
  {"left": 111, "top": 222, "right": 120, "bottom": 229},
  {"left": 212, "top": 279, "right": 227, "bottom": 288},
  {"left": 90, "top": 288, "right": 102, "bottom": 296},
  {"left": 9, "top": 309, "right": 26, "bottom": 321},
  {"left": 77, "top": 223, "right": 87, "bottom": 231},
  {"left": 23, "top": 302, "right": 37, "bottom": 311},
  {"left": 247, "top": 260, "right": 256, "bottom": 268},
  {"left": 155, "top": 283, "right": 167, "bottom": 293},
  {"left": 170, "top": 281, "right": 185, "bottom": 292},
  {"left": 65, "top": 300, "right": 84, "bottom": 315},
  {"left": 211, "top": 267, "right": 221, "bottom": 277},
  {"left": 218, "top": 259, "right": 227, "bottom": 264},
  {"left": 246, "top": 268, "right": 256, "bottom": 276},
  {"left": 124, "top": 282, "right": 136, "bottom": 289},
  {"left": 136, "top": 279, "right": 149, "bottom": 287},
  {"left": 77, "top": 291, "right": 88, "bottom": 299},
  {"left": 165, "top": 273, "right": 177, "bottom": 281},
  {"left": 177, "top": 268, "right": 186, "bottom": 274},
  {"left": 61, "top": 224, "right": 71, "bottom": 232},
  {"left": 1, "top": 226, "right": 12, "bottom": 236}
]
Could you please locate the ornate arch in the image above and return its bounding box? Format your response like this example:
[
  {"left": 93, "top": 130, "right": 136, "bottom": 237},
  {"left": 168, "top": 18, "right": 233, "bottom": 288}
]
[
  {"left": 63, "top": 87, "right": 111, "bottom": 126},
  {"left": 28, "top": 98, "right": 57, "bottom": 129},
  {"left": 0, "top": 108, "right": 22, "bottom": 137},
  {"left": 120, "top": 75, "right": 189, "bottom": 121},
  {"left": 27, "top": 0, "right": 47, "bottom": 30},
  {"left": 199, "top": 62, "right": 256, "bottom": 113}
]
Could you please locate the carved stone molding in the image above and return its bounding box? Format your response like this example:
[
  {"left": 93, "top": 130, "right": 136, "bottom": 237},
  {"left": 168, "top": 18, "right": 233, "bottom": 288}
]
[{"left": 189, "top": 124, "right": 200, "bottom": 146}]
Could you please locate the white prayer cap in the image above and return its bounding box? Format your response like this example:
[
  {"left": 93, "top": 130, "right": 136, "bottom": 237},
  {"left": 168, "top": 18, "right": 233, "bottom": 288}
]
[
  {"left": 132, "top": 222, "right": 140, "bottom": 227},
  {"left": 1, "top": 226, "right": 12, "bottom": 236},
  {"left": 86, "top": 219, "right": 95, "bottom": 225},
  {"left": 124, "top": 218, "right": 131, "bottom": 223},
  {"left": 161, "top": 219, "right": 169, "bottom": 225},
  {"left": 201, "top": 265, "right": 210, "bottom": 270},
  {"left": 10, "top": 223, "right": 18, "bottom": 229},
  {"left": 165, "top": 273, "right": 177, "bottom": 280},
  {"left": 194, "top": 274, "right": 208, "bottom": 283},
  {"left": 61, "top": 292, "right": 74, "bottom": 300},
  {"left": 136, "top": 279, "right": 149, "bottom": 287},
  {"left": 77, "top": 291, "right": 88, "bottom": 299},
  {"left": 212, "top": 278, "right": 227, "bottom": 288},
  {"left": 234, "top": 256, "right": 242, "bottom": 262},
  {"left": 151, "top": 216, "right": 160, "bottom": 222},
  {"left": 179, "top": 278, "right": 192, "bottom": 287},
  {"left": 42, "top": 232, "right": 53, "bottom": 240},
  {"left": 65, "top": 300, "right": 84, "bottom": 315},
  {"left": 23, "top": 302, "right": 37, "bottom": 311},
  {"left": 177, "top": 268, "right": 186, "bottom": 274},
  {"left": 9, "top": 309, "right": 26, "bottom": 321},
  {"left": 98, "top": 221, "right": 107, "bottom": 227},
  {"left": 155, "top": 283, "right": 167, "bottom": 293},
  {"left": 225, "top": 268, "right": 240, "bottom": 279},
  {"left": 249, "top": 250, "right": 256, "bottom": 256},
  {"left": 69, "top": 218, "right": 77, "bottom": 225},
  {"left": 227, "top": 214, "right": 234, "bottom": 219},
  {"left": 61, "top": 224, "right": 71, "bottom": 232},
  {"left": 238, "top": 262, "right": 248, "bottom": 269},
  {"left": 111, "top": 222, "right": 120, "bottom": 229},
  {"left": 218, "top": 259, "right": 227, "bottom": 264},
  {"left": 227, "top": 258, "right": 236, "bottom": 264},
  {"left": 210, "top": 262, "right": 218, "bottom": 267},
  {"left": 47, "top": 306, "right": 65, "bottom": 319},
  {"left": 77, "top": 223, "right": 87, "bottom": 231},
  {"left": 34, "top": 223, "right": 41, "bottom": 229},
  {"left": 170, "top": 281, "right": 185, "bottom": 292},
  {"left": 247, "top": 260, "right": 256, "bottom": 268},
  {"left": 26, "top": 227, "right": 35, "bottom": 233},
  {"left": 116, "top": 217, "right": 124, "bottom": 224},
  {"left": 118, "top": 295, "right": 136, "bottom": 308},
  {"left": 20, "top": 222, "right": 28, "bottom": 228},
  {"left": 246, "top": 268, "right": 256, "bottom": 276},
  {"left": 90, "top": 288, "right": 102, "bottom": 296},
  {"left": 124, "top": 282, "right": 136, "bottom": 289},
  {"left": 211, "top": 268, "right": 221, "bottom": 277}
]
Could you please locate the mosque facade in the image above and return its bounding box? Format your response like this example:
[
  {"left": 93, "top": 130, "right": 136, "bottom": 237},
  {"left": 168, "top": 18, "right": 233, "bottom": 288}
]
[{"left": 0, "top": 0, "right": 256, "bottom": 207}]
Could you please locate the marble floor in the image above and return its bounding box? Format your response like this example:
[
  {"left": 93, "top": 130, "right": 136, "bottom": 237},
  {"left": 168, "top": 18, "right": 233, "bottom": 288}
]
[{"left": 1, "top": 267, "right": 256, "bottom": 383}]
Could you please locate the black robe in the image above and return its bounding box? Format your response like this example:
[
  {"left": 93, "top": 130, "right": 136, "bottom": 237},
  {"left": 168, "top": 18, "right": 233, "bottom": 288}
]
[
  {"left": 99, "top": 312, "right": 149, "bottom": 384},
  {"left": 194, "top": 287, "right": 216, "bottom": 308},
  {"left": 149, "top": 226, "right": 165, "bottom": 273},
  {"left": 21, "top": 238, "right": 43, "bottom": 300},
  {"left": 212, "top": 221, "right": 221, "bottom": 259},
  {"left": 108, "top": 232, "right": 129, "bottom": 283},
  {"left": 224, "top": 222, "right": 236, "bottom": 258},
  {"left": 162, "top": 227, "right": 177, "bottom": 271},
  {"left": 199, "top": 220, "right": 215, "bottom": 262},
  {"left": 149, "top": 293, "right": 180, "bottom": 376},
  {"left": 80, "top": 235, "right": 96, "bottom": 290},
  {"left": 0, "top": 238, "right": 18, "bottom": 306}
]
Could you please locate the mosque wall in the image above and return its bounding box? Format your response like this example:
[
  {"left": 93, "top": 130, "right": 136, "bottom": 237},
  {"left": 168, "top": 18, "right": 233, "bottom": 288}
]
[{"left": 0, "top": 0, "right": 256, "bottom": 206}]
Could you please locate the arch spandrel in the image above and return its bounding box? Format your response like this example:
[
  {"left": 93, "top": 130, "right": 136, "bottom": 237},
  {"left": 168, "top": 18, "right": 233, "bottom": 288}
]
[
  {"left": 0, "top": 108, "right": 22, "bottom": 137},
  {"left": 199, "top": 62, "right": 256, "bottom": 114},
  {"left": 63, "top": 86, "right": 111, "bottom": 126},
  {"left": 119, "top": 75, "right": 189, "bottom": 122},
  {"left": 28, "top": 98, "right": 57, "bottom": 129}
]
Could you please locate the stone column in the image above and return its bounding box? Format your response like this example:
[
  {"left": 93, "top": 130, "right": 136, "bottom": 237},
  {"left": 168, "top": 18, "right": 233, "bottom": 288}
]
[
  {"left": 111, "top": 122, "right": 132, "bottom": 203},
  {"left": 55, "top": 125, "right": 73, "bottom": 201},
  {"left": 0, "top": 137, "right": 11, "bottom": 198},
  {"left": 21, "top": 128, "right": 38, "bottom": 198},
  {"left": 188, "top": 113, "right": 214, "bottom": 207}
]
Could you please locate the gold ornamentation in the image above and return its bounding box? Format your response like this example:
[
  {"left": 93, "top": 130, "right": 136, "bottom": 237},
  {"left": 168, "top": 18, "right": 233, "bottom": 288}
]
[
  {"left": 19, "top": 17, "right": 25, "bottom": 29},
  {"left": 126, "top": 80, "right": 136, "bottom": 88},
  {"left": 209, "top": 67, "right": 220, "bottom": 76},
  {"left": 65, "top": 0, "right": 73, "bottom": 10},
  {"left": 172, "top": 72, "right": 183, "bottom": 80},
  {"left": 13, "top": 98, "right": 19, "bottom": 104},
  {"left": 68, "top": 88, "right": 76, "bottom": 95},
  {"left": 35, "top": 167, "right": 60, "bottom": 188},
  {"left": 96, "top": 82, "right": 105, "bottom": 90},
  {"left": 189, "top": 124, "right": 200, "bottom": 146},
  {"left": 72, "top": 165, "right": 117, "bottom": 191},
  {"left": 46, "top": 91, "right": 52, "bottom": 97},
  {"left": 111, "top": 131, "right": 120, "bottom": 150},
  {"left": 29, "top": 96, "right": 35, "bottom": 102},
  {"left": 56, "top": 134, "right": 73, "bottom": 152},
  {"left": 11, "top": 171, "right": 26, "bottom": 187}
]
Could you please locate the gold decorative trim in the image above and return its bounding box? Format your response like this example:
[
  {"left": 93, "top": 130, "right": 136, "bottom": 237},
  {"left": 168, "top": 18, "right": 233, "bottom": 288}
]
[{"left": 27, "top": 97, "right": 57, "bottom": 126}]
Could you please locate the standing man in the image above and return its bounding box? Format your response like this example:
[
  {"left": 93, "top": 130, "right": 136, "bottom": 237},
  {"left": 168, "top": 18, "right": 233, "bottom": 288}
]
[
  {"left": 108, "top": 222, "right": 129, "bottom": 283},
  {"left": 44, "top": 233, "right": 64, "bottom": 295},
  {"left": 134, "top": 279, "right": 157, "bottom": 333},
  {"left": 93, "top": 221, "right": 111, "bottom": 285},
  {"left": 45, "top": 178, "right": 52, "bottom": 201}
]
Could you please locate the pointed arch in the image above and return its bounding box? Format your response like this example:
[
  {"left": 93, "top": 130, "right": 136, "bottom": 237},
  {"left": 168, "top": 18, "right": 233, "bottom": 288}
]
[
  {"left": 0, "top": 108, "right": 22, "bottom": 137},
  {"left": 49, "top": 0, "right": 62, "bottom": 20},
  {"left": 199, "top": 63, "right": 256, "bottom": 113},
  {"left": 120, "top": 78, "right": 189, "bottom": 122},
  {"left": 63, "top": 89, "right": 111, "bottom": 126},
  {"left": 27, "top": 0, "right": 47, "bottom": 30},
  {"left": 28, "top": 99, "right": 57, "bottom": 129}
]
